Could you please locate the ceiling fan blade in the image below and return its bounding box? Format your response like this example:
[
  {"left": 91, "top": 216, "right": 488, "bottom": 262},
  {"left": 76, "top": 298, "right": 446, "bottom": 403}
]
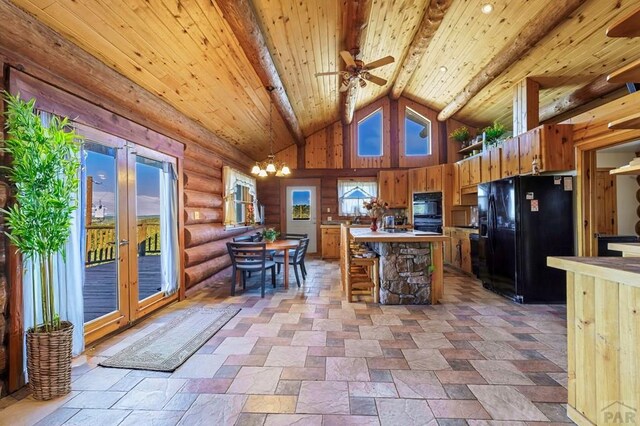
[
  {"left": 364, "top": 73, "right": 387, "bottom": 86},
  {"left": 365, "top": 55, "right": 395, "bottom": 70},
  {"left": 340, "top": 50, "right": 357, "bottom": 68},
  {"left": 315, "top": 71, "right": 341, "bottom": 77}
]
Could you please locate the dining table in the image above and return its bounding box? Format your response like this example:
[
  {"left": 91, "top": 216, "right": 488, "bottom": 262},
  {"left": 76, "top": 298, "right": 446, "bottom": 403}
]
[{"left": 265, "top": 239, "right": 301, "bottom": 289}]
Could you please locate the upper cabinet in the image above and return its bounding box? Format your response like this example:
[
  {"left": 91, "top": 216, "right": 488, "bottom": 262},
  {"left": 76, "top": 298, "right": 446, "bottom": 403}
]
[
  {"left": 426, "top": 166, "right": 443, "bottom": 191},
  {"left": 409, "top": 167, "right": 427, "bottom": 194},
  {"left": 378, "top": 170, "right": 408, "bottom": 208},
  {"left": 458, "top": 124, "right": 574, "bottom": 184}
]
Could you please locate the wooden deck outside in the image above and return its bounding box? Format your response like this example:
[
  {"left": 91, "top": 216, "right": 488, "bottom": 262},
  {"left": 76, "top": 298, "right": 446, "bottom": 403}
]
[{"left": 84, "top": 255, "right": 162, "bottom": 322}]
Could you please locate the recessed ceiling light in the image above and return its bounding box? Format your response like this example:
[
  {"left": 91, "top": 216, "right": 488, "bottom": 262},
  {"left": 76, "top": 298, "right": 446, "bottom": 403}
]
[
  {"left": 439, "top": 66, "right": 448, "bottom": 73},
  {"left": 481, "top": 3, "right": 493, "bottom": 14}
]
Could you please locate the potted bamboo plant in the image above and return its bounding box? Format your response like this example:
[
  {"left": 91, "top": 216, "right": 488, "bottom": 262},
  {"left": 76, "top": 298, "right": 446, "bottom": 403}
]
[{"left": 2, "top": 93, "right": 80, "bottom": 400}]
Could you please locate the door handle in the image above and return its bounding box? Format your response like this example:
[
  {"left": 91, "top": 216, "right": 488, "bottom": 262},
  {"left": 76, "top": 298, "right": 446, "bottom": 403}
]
[{"left": 119, "top": 239, "right": 129, "bottom": 246}]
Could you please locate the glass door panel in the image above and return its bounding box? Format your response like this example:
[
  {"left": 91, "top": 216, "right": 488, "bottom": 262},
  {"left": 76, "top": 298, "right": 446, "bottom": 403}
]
[
  {"left": 135, "top": 156, "right": 163, "bottom": 301},
  {"left": 83, "top": 142, "right": 121, "bottom": 323}
]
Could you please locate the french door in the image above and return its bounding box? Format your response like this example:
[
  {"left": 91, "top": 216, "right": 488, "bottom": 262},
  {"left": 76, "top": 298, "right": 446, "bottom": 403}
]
[{"left": 78, "top": 124, "right": 178, "bottom": 343}]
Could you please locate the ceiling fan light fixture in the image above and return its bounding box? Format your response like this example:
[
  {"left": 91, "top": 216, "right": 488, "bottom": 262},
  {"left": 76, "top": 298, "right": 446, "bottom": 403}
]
[
  {"left": 281, "top": 165, "right": 291, "bottom": 175},
  {"left": 481, "top": 3, "right": 493, "bottom": 14},
  {"left": 359, "top": 78, "right": 367, "bottom": 88},
  {"left": 251, "top": 164, "right": 261, "bottom": 175},
  {"left": 258, "top": 169, "right": 268, "bottom": 177}
]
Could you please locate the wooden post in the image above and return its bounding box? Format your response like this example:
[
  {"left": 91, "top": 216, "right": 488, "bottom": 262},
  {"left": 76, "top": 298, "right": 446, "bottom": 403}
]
[
  {"left": 513, "top": 78, "right": 540, "bottom": 136},
  {"left": 85, "top": 176, "right": 93, "bottom": 226}
]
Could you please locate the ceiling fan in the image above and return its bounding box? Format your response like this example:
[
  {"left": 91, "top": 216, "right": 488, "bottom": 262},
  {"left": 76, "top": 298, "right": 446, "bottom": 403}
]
[{"left": 315, "top": 51, "right": 395, "bottom": 92}]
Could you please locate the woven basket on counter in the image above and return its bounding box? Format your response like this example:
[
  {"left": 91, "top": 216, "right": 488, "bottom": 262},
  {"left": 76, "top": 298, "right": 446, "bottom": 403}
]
[{"left": 26, "top": 321, "right": 73, "bottom": 400}]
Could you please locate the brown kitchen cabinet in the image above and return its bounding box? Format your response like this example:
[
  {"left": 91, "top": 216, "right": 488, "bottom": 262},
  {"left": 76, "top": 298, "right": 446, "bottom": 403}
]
[
  {"left": 459, "top": 158, "right": 471, "bottom": 187},
  {"left": 443, "top": 228, "right": 453, "bottom": 264},
  {"left": 481, "top": 151, "right": 491, "bottom": 183},
  {"left": 408, "top": 167, "right": 427, "bottom": 194},
  {"left": 500, "top": 137, "right": 520, "bottom": 178},
  {"left": 446, "top": 227, "right": 474, "bottom": 275},
  {"left": 452, "top": 163, "right": 462, "bottom": 206},
  {"left": 426, "top": 165, "right": 443, "bottom": 191},
  {"left": 468, "top": 155, "right": 481, "bottom": 186},
  {"left": 378, "top": 170, "right": 408, "bottom": 208},
  {"left": 481, "top": 147, "right": 502, "bottom": 183},
  {"left": 518, "top": 124, "right": 574, "bottom": 175},
  {"left": 321, "top": 227, "right": 340, "bottom": 259}
]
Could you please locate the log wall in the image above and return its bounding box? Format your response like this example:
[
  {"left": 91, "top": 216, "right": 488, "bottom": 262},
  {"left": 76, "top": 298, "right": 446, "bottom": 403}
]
[
  {"left": 257, "top": 169, "right": 379, "bottom": 229},
  {"left": 183, "top": 147, "right": 262, "bottom": 289}
]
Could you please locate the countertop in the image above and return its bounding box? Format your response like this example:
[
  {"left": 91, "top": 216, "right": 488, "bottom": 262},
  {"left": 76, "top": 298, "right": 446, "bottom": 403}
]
[
  {"left": 608, "top": 242, "right": 640, "bottom": 256},
  {"left": 447, "top": 226, "right": 479, "bottom": 232},
  {"left": 350, "top": 228, "right": 448, "bottom": 243},
  {"left": 547, "top": 256, "right": 640, "bottom": 288},
  {"left": 321, "top": 223, "right": 413, "bottom": 229}
]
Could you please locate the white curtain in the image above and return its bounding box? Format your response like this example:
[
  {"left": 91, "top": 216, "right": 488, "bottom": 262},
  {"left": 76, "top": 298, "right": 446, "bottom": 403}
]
[
  {"left": 338, "top": 180, "right": 378, "bottom": 216},
  {"left": 22, "top": 113, "right": 85, "bottom": 379},
  {"left": 160, "top": 162, "right": 179, "bottom": 295},
  {"left": 223, "top": 166, "right": 258, "bottom": 226}
]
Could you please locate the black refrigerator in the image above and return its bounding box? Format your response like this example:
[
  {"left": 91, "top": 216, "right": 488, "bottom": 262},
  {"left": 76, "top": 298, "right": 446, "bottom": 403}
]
[{"left": 478, "top": 175, "right": 574, "bottom": 303}]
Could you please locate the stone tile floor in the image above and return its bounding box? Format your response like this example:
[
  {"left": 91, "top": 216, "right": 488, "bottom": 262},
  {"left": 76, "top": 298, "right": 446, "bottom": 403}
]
[{"left": 0, "top": 259, "right": 573, "bottom": 425}]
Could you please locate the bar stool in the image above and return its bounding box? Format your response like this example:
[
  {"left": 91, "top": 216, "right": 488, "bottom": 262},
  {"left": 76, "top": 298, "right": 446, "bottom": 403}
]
[{"left": 340, "top": 224, "right": 379, "bottom": 303}]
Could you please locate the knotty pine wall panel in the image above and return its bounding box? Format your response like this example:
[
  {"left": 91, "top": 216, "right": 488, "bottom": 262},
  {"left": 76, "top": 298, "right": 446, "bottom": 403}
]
[{"left": 305, "top": 121, "right": 343, "bottom": 169}]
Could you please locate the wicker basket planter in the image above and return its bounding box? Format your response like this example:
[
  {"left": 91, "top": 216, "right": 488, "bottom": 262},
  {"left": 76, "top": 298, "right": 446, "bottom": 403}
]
[{"left": 26, "top": 321, "right": 73, "bottom": 400}]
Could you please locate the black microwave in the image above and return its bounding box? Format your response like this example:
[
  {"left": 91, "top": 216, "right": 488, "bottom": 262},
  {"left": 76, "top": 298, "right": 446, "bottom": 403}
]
[{"left": 413, "top": 192, "right": 442, "bottom": 216}]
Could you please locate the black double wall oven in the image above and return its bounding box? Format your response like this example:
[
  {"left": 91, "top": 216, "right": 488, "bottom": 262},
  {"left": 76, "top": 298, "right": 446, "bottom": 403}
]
[{"left": 413, "top": 192, "right": 443, "bottom": 233}]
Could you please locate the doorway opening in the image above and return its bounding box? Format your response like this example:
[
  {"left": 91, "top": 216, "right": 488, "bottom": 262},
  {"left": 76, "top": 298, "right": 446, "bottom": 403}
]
[{"left": 584, "top": 139, "right": 640, "bottom": 256}]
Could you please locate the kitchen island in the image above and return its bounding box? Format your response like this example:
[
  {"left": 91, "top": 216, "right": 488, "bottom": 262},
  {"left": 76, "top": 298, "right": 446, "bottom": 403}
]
[
  {"left": 548, "top": 256, "right": 640, "bottom": 426},
  {"left": 350, "top": 228, "right": 448, "bottom": 305}
]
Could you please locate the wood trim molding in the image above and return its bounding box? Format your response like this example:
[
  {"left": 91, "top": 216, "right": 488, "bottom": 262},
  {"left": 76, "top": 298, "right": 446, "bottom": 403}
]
[
  {"left": 398, "top": 97, "right": 440, "bottom": 168},
  {"left": 566, "top": 91, "right": 640, "bottom": 255},
  {"left": 349, "top": 97, "right": 391, "bottom": 169}
]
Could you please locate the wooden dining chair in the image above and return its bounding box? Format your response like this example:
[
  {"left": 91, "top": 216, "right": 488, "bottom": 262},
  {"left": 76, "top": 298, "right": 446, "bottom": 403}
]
[
  {"left": 226, "top": 242, "right": 276, "bottom": 298},
  {"left": 274, "top": 238, "right": 309, "bottom": 287}
]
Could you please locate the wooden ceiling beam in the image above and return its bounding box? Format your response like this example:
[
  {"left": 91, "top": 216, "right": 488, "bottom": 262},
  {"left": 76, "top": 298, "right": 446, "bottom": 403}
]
[
  {"left": 341, "top": 0, "right": 370, "bottom": 125},
  {"left": 216, "top": 0, "right": 304, "bottom": 145},
  {"left": 606, "top": 6, "right": 640, "bottom": 38},
  {"left": 437, "top": 0, "right": 587, "bottom": 122},
  {"left": 0, "top": 1, "right": 252, "bottom": 166},
  {"left": 539, "top": 74, "right": 625, "bottom": 123},
  {"left": 390, "top": 0, "right": 452, "bottom": 100}
]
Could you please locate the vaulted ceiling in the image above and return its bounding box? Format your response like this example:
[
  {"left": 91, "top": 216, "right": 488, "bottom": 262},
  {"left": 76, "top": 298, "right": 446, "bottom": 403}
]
[{"left": 10, "top": 0, "right": 640, "bottom": 161}]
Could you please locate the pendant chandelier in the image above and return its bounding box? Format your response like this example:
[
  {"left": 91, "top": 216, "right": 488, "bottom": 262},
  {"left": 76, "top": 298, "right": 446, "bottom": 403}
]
[{"left": 251, "top": 87, "right": 291, "bottom": 177}]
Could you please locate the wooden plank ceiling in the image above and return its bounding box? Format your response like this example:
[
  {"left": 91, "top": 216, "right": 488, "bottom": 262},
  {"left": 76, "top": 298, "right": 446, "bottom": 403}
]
[
  {"left": 11, "top": 0, "right": 640, "bottom": 159},
  {"left": 10, "top": 0, "right": 294, "bottom": 160}
]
